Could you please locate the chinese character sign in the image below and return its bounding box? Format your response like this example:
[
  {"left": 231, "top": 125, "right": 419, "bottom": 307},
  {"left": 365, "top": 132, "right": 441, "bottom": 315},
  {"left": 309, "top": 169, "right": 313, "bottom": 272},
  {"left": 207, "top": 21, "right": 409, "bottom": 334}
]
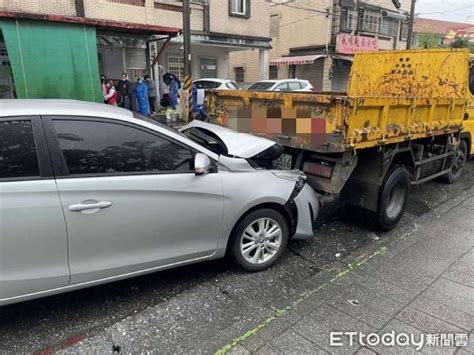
[{"left": 336, "top": 34, "right": 378, "bottom": 54}]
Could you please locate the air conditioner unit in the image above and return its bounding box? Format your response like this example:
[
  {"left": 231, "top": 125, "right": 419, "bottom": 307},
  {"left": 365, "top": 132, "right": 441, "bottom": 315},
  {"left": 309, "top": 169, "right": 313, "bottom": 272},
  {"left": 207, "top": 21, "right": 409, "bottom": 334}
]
[{"left": 381, "top": 10, "right": 408, "bottom": 21}]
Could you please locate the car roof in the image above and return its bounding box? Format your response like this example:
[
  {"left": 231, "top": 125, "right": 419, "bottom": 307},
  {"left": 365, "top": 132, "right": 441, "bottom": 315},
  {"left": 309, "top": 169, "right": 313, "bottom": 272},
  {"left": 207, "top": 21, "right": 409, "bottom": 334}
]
[
  {"left": 252, "top": 79, "right": 307, "bottom": 84},
  {"left": 0, "top": 99, "right": 134, "bottom": 119},
  {"left": 193, "top": 78, "right": 231, "bottom": 83}
]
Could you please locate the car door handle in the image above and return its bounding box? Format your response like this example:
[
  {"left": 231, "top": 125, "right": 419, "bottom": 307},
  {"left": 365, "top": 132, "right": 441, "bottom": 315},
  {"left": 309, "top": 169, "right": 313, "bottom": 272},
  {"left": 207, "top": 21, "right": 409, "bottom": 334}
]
[{"left": 69, "top": 200, "right": 113, "bottom": 212}]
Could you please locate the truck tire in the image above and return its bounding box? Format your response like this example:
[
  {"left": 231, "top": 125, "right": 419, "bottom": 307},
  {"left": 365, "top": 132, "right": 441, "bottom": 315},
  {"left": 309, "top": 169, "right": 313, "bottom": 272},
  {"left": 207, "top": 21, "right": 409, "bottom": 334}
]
[
  {"left": 375, "top": 166, "right": 410, "bottom": 231},
  {"left": 230, "top": 209, "right": 289, "bottom": 272},
  {"left": 442, "top": 140, "right": 467, "bottom": 184}
]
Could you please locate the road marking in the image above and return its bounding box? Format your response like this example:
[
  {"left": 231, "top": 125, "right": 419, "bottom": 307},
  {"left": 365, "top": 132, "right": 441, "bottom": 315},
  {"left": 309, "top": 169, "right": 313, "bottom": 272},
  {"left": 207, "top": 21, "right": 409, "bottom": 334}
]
[{"left": 214, "top": 245, "right": 388, "bottom": 355}]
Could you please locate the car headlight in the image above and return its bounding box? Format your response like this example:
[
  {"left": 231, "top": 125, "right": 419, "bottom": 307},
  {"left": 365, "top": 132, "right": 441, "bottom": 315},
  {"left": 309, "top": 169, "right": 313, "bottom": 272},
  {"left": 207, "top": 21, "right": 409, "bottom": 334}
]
[
  {"left": 272, "top": 171, "right": 306, "bottom": 200},
  {"left": 291, "top": 176, "right": 306, "bottom": 199}
]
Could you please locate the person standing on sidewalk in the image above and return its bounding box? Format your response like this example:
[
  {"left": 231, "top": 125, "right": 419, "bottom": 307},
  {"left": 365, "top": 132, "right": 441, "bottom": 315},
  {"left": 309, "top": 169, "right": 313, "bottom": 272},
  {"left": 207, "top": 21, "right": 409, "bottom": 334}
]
[
  {"left": 168, "top": 74, "right": 180, "bottom": 110},
  {"left": 104, "top": 80, "right": 117, "bottom": 106},
  {"left": 135, "top": 77, "right": 150, "bottom": 116},
  {"left": 144, "top": 75, "right": 157, "bottom": 115},
  {"left": 100, "top": 75, "right": 108, "bottom": 104},
  {"left": 117, "top": 73, "right": 132, "bottom": 110}
]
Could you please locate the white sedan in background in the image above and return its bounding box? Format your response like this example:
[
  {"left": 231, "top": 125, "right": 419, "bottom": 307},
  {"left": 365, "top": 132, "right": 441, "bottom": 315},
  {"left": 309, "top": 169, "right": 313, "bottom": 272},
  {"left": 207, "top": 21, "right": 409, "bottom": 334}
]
[
  {"left": 193, "top": 78, "right": 239, "bottom": 90},
  {"left": 248, "top": 79, "right": 314, "bottom": 92}
]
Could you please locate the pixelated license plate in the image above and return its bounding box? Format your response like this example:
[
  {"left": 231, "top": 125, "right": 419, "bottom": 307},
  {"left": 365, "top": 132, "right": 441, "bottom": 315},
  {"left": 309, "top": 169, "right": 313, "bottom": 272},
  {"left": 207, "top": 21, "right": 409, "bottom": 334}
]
[{"left": 273, "top": 154, "right": 292, "bottom": 170}]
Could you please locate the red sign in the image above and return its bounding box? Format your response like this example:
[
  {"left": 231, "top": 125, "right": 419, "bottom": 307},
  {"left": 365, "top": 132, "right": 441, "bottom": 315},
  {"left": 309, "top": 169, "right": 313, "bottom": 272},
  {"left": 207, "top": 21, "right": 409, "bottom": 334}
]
[{"left": 336, "top": 34, "right": 378, "bottom": 54}]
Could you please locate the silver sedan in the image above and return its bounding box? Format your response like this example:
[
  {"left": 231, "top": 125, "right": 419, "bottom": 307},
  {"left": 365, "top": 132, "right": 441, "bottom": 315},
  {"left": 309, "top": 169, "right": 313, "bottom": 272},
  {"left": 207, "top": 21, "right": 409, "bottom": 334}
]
[{"left": 0, "top": 100, "right": 319, "bottom": 306}]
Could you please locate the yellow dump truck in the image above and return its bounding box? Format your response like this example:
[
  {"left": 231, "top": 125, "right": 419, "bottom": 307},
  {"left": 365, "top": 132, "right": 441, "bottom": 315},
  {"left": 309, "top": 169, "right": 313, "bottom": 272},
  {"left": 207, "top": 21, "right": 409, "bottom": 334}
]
[{"left": 207, "top": 49, "right": 473, "bottom": 230}]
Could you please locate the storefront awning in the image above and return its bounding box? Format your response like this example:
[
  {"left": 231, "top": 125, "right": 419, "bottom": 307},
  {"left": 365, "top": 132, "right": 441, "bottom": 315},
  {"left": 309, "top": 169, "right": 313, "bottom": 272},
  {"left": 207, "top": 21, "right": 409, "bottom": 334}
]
[
  {"left": 271, "top": 54, "right": 326, "bottom": 66},
  {"left": 0, "top": 11, "right": 180, "bottom": 36},
  {"left": 332, "top": 54, "right": 354, "bottom": 62}
]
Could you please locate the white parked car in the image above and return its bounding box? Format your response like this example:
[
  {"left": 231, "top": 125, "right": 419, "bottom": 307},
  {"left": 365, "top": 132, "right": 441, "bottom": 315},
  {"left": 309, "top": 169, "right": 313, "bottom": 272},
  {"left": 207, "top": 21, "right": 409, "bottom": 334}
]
[
  {"left": 193, "top": 79, "right": 239, "bottom": 107},
  {"left": 193, "top": 78, "right": 239, "bottom": 90},
  {"left": 0, "top": 100, "right": 319, "bottom": 306},
  {"left": 248, "top": 79, "right": 314, "bottom": 92}
]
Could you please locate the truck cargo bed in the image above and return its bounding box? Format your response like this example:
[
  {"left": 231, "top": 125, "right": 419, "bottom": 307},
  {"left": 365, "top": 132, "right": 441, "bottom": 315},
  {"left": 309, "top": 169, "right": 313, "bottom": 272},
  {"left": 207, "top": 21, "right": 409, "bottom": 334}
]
[{"left": 207, "top": 49, "right": 470, "bottom": 154}]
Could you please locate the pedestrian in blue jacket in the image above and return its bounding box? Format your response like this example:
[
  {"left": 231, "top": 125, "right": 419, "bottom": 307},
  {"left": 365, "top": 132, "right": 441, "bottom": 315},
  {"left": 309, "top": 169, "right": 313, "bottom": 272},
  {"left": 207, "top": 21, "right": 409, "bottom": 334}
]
[
  {"left": 135, "top": 77, "right": 150, "bottom": 116},
  {"left": 168, "top": 75, "right": 180, "bottom": 110}
]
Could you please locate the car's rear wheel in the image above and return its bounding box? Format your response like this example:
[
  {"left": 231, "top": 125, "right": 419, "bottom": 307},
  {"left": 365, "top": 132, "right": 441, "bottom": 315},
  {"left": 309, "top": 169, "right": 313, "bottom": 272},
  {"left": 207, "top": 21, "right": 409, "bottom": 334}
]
[{"left": 230, "top": 209, "right": 289, "bottom": 272}]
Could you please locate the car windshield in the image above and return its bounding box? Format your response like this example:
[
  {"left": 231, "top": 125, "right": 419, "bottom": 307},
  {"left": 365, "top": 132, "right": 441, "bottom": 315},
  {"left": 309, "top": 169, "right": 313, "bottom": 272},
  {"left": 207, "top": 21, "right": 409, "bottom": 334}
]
[
  {"left": 194, "top": 80, "right": 221, "bottom": 89},
  {"left": 226, "top": 81, "right": 239, "bottom": 90},
  {"left": 248, "top": 82, "right": 276, "bottom": 91}
]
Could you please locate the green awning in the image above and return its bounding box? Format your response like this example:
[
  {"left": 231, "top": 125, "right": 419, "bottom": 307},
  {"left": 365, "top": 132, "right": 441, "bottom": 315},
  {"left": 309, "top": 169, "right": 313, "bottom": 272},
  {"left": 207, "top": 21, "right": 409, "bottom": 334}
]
[{"left": 0, "top": 19, "right": 102, "bottom": 102}]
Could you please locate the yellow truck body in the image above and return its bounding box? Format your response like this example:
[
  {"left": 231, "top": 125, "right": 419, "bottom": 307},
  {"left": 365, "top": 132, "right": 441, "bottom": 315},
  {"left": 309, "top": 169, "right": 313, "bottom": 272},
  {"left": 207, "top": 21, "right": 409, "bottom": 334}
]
[{"left": 207, "top": 49, "right": 470, "bottom": 154}]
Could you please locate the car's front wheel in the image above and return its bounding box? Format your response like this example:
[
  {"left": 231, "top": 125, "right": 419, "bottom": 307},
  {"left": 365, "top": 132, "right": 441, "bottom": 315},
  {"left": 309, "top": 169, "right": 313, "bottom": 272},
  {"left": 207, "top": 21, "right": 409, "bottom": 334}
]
[{"left": 230, "top": 209, "right": 289, "bottom": 272}]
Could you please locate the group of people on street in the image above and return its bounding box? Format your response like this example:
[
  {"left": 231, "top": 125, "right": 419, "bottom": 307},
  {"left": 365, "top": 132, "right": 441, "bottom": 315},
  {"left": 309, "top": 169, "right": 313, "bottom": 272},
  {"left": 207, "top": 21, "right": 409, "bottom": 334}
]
[{"left": 100, "top": 72, "right": 180, "bottom": 116}]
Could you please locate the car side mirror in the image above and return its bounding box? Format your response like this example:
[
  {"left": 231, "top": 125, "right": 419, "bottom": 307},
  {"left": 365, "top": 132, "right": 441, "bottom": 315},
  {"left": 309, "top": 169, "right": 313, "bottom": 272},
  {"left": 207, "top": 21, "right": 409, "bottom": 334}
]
[{"left": 195, "top": 153, "right": 212, "bottom": 176}]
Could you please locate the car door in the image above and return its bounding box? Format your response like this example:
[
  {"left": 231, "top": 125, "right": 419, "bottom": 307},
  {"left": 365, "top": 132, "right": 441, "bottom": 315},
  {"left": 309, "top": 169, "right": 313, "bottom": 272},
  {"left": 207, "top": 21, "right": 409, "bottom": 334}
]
[
  {"left": 43, "top": 116, "right": 223, "bottom": 285},
  {"left": 0, "top": 116, "right": 69, "bottom": 302}
]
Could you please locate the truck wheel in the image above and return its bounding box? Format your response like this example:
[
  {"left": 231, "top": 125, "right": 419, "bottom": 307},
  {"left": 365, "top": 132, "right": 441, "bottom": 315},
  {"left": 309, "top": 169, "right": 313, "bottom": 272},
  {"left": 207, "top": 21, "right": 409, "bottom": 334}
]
[
  {"left": 376, "top": 166, "right": 410, "bottom": 231},
  {"left": 442, "top": 140, "right": 467, "bottom": 184},
  {"left": 230, "top": 209, "right": 289, "bottom": 272}
]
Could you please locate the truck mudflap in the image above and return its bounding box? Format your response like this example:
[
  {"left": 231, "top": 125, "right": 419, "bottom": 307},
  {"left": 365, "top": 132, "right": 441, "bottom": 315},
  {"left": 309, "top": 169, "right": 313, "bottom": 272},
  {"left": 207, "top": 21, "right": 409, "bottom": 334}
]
[{"left": 292, "top": 183, "right": 319, "bottom": 240}]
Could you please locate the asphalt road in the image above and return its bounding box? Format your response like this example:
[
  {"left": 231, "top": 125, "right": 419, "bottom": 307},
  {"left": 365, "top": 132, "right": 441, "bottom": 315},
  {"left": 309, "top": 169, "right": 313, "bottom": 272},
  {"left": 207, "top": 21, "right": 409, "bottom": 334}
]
[{"left": 1, "top": 161, "right": 473, "bottom": 354}]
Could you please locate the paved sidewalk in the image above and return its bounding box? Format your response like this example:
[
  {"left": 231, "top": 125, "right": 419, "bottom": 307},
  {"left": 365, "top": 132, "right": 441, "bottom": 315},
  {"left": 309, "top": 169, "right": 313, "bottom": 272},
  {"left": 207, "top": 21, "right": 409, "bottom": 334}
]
[{"left": 221, "top": 193, "right": 474, "bottom": 354}]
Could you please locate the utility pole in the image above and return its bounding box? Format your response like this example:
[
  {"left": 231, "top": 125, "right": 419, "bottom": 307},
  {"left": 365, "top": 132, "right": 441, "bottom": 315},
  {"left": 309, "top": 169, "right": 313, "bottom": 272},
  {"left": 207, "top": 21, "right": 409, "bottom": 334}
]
[
  {"left": 182, "top": 0, "right": 192, "bottom": 120},
  {"left": 406, "top": 0, "right": 416, "bottom": 49}
]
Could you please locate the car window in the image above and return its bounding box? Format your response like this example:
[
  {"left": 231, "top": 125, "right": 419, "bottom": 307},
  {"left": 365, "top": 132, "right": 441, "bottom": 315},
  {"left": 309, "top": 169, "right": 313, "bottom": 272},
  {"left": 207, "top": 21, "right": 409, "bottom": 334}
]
[
  {"left": 194, "top": 80, "right": 221, "bottom": 89},
  {"left": 0, "top": 120, "right": 40, "bottom": 179},
  {"left": 53, "top": 120, "right": 194, "bottom": 176},
  {"left": 288, "top": 81, "right": 302, "bottom": 91},
  {"left": 275, "top": 82, "right": 288, "bottom": 91},
  {"left": 248, "top": 82, "right": 276, "bottom": 91},
  {"left": 226, "top": 81, "right": 239, "bottom": 90}
]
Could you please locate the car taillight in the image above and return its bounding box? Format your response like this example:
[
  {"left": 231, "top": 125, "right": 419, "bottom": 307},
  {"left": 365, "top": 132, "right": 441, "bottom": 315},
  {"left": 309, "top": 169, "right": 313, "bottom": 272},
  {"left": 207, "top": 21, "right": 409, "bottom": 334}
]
[{"left": 309, "top": 85, "right": 315, "bottom": 91}]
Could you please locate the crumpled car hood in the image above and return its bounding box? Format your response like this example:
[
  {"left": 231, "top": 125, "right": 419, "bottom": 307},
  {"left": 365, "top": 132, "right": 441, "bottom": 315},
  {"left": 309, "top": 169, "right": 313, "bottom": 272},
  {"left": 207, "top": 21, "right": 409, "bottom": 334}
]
[{"left": 181, "top": 120, "right": 281, "bottom": 159}]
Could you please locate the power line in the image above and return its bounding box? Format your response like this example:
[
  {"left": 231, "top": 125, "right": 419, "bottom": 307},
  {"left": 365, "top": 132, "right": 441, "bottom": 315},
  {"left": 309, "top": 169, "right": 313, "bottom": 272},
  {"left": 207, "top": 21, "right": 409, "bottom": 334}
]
[
  {"left": 267, "top": 0, "right": 330, "bottom": 15},
  {"left": 278, "top": 13, "right": 327, "bottom": 28}
]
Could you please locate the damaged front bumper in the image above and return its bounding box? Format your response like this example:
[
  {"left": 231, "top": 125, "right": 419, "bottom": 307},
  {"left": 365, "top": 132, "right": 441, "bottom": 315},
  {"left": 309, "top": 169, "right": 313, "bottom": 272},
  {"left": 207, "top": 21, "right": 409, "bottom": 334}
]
[{"left": 289, "top": 183, "right": 320, "bottom": 240}]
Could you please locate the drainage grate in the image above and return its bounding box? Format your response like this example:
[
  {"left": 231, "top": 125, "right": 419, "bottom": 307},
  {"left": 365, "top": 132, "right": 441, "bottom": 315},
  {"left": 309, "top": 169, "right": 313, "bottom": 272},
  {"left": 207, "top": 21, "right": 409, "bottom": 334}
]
[{"left": 406, "top": 197, "right": 432, "bottom": 216}]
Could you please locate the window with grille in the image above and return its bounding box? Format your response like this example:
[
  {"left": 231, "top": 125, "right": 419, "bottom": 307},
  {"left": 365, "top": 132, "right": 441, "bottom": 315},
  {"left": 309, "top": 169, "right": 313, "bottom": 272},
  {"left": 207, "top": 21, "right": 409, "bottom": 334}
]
[
  {"left": 400, "top": 21, "right": 408, "bottom": 40},
  {"left": 341, "top": 8, "right": 356, "bottom": 32},
  {"left": 234, "top": 67, "right": 245, "bottom": 83},
  {"left": 380, "top": 17, "right": 398, "bottom": 37},
  {"left": 359, "top": 9, "right": 381, "bottom": 33},
  {"left": 229, "top": 0, "right": 249, "bottom": 17},
  {"left": 168, "top": 55, "right": 185, "bottom": 81}
]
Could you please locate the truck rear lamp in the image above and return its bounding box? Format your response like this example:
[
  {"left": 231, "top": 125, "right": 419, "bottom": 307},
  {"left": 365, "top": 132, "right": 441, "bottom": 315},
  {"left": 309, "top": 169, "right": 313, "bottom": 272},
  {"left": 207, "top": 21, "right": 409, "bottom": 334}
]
[{"left": 303, "top": 162, "right": 333, "bottom": 179}]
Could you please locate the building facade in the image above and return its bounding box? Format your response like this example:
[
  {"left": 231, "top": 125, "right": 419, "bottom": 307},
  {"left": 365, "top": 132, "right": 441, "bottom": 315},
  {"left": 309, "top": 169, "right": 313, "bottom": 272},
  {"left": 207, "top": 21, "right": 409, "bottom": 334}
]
[
  {"left": 231, "top": 0, "right": 411, "bottom": 91},
  {"left": 0, "top": 0, "right": 271, "bottom": 101}
]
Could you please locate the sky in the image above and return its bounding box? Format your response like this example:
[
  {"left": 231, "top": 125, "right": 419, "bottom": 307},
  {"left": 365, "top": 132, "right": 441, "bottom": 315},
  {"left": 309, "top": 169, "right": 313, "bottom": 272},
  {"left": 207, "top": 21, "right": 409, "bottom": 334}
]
[{"left": 416, "top": 0, "right": 474, "bottom": 24}]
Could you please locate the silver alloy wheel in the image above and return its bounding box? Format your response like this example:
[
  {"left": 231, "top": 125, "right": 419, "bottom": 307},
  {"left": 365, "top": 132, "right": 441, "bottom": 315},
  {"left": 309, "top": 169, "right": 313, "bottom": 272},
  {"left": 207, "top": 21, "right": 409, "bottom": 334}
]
[{"left": 240, "top": 217, "right": 283, "bottom": 265}]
